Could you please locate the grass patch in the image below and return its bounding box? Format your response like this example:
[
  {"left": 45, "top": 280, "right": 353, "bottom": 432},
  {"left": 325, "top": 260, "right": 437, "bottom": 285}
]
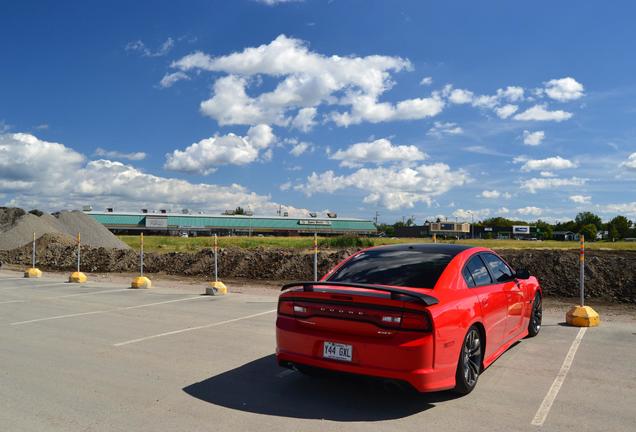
[{"left": 118, "top": 235, "right": 636, "bottom": 253}]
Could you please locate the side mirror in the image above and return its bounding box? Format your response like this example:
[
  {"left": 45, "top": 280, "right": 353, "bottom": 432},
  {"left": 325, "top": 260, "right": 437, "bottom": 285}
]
[{"left": 515, "top": 268, "right": 531, "bottom": 280}]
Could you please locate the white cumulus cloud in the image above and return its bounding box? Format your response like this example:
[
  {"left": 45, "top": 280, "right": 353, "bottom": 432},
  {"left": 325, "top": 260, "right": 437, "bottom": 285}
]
[
  {"left": 330, "top": 138, "right": 427, "bottom": 168},
  {"left": 427, "top": 121, "right": 463, "bottom": 137},
  {"left": 513, "top": 104, "right": 573, "bottom": 122},
  {"left": 570, "top": 195, "right": 591, "bottom": 204},
  {"left": 602, "top": 202, "right": 636, "bottom": 216},
  {"left": 544, "top": 77, "right": 584, "bottom": 102},
  {"left": 517, "top": 206, "right": 542, "bottom": 216},
  {"left": 619, "top": 152, "right": 636, "bottom": 170},
  {"left": 452, "top": 208, "right": 490, "bottom": 220},
  {"left": 520, "top": 177, "right": 586, "bottom": 193},
  {"left": 494, "top": 104, "right": 518, "bottom": 119},
  {"left": 164, "top": 124, "right": 275, "bottom": 175},
  {"left": 480, "top": 190, "right": 511, "bottom": 199},
  {"left": 170, "top": 34, "right": 446, "bottom": 129},
  {"left": 520, "top": 156, "right": 576, "bottom": 172},
  {"left": 289, "top": 141, "right": 311, "bottom": 157},
  {"left": 0, "top": 132, "right": 305, "bottom": 215},
  {"left": 0, "top": 133, "right": 85, "bottom": 192},
  {"left": 295, "top": 163, "right": 469, "bottom": 210},
  {"left": 523, "top": 130, "right": 545, "bottom": 146}
]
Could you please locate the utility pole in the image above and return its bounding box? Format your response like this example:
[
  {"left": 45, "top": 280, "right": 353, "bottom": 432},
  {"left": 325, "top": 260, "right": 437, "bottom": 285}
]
[{"left": 374, "top": 211, "right": 379, "bottom": 225}]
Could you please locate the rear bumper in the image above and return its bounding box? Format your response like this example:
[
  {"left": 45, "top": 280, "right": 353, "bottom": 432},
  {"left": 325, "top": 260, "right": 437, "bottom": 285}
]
[{"left": 276, "top": 315, "right": 455, "bottom": 392}]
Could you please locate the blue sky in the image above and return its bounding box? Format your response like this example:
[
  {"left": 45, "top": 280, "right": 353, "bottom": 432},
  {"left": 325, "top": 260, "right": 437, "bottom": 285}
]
[{"left": 1, "top": 0, "right": 635, "bottom": 223}]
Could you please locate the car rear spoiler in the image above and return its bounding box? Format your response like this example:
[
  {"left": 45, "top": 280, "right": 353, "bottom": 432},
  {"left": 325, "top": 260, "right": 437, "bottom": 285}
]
[{"left": 281, "top": 281, "right": 439, "bottom": 306}]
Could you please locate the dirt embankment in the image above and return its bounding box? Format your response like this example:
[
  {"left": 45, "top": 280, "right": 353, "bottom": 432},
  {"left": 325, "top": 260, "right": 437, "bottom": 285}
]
[{"left": 1, "top": 240, "right": 634, "bottom": 303}]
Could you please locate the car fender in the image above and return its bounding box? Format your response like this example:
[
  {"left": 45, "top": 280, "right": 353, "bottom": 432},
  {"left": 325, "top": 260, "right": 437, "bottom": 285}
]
[{"left": 431, "top": 292, "right": 482, "bottom": 374}]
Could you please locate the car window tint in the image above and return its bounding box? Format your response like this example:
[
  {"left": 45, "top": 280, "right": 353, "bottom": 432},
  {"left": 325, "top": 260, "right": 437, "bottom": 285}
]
[
  {"left": 327, "top": 249, "right": 455, "bottom": 289},
  {"left": 465, "top": 255, "right": 492, "bottom": 286},
  {"left": 481, "top": 253, "right": 513, "bottom": 283},
  {"left": 462, "top": 266, "right": 476, "bottom": 288}
]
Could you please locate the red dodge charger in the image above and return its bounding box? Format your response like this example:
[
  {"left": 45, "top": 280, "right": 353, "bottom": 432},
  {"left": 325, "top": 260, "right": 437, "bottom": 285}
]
[{"left": 276, "top": 244, "right": 542, "bottom": 394}]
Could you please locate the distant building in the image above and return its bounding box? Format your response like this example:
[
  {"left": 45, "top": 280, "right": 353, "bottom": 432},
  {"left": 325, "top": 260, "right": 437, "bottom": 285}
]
[
  {"left": 86, "top": 211, "right": 377, "bottom": 237},
  {"left": 395, "top": 221, "right": 472, "bottom": 239},
  {"left": 553, "top": 231, "right": 578, "bottom": 241},
  {"left": 473, "top": 225, "right": 538, "bottom": 240}
]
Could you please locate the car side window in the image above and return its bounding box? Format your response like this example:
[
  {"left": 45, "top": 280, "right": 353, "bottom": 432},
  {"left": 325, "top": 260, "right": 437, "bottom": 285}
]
[
  {"left": 462, "top": 266, "right": 476, "bottom": 288},
  {"left": 465, "top": 255, "right": 492, "bottom": 287},
  {"left": 481, "top": 253, "right": 514, "bottom": 283}
]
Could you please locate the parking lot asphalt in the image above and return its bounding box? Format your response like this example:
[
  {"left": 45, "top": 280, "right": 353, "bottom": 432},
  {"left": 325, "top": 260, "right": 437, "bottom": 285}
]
[{"left": 0, "top": 271, "right": 634, "bottom": 432}]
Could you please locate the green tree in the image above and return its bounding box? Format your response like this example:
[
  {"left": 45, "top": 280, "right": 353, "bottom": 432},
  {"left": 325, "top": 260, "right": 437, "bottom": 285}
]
[
  {"left": 482, "top": 217, "right": 515, "bottom": 227},
  {"left": 608, "top": 215, "right": 631, "bottom": 239},
  {"left": 579, "top": 224, "right": 598, "bottom": 241},
  {"left": 575, "top": 212, "right": 603, "bottom": 231},
  {"left": 377, "top": 223, "right": 395, "bottom": 237},
  {"left": 555, "top": 220, "right": 577, "bottom": 232},
  {"left": 535, "top": 219, "right": 553, "bottom": 240},
  {"left": 234, "top": 206, "right": 246, "bottom": 215},
  {"left": 608, "top": 224, "right": 619, "bottom": 241}
]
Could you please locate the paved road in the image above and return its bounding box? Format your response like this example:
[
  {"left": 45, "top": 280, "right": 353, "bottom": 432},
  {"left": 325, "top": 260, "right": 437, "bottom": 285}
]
[{"left": 0, "top": 272, "right": 634, "bottom": 431}]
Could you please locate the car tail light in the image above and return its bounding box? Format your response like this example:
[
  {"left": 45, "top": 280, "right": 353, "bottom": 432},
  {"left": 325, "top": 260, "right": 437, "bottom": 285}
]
[
  {"left": 400, "top": 311, "right": 432, "bottom": 331},
  {"left": 278, "top": 299, "right": 431, "bottom": 332}
]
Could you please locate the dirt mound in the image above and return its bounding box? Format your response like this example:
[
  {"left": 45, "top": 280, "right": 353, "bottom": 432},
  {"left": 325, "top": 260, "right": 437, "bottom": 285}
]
[
  {"left": 1, "top": 242, "right": 634, "bottom": 303},
  {"left": 499, "top": 249, "right": 636, "bottom": 303}
]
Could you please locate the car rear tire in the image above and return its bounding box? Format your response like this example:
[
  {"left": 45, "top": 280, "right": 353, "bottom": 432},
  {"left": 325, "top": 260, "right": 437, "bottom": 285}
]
[
  {"left": 453, "top": 326, "right": 482, "bottom": 395},
  {"left": 527, "top": 292, "right": 542, "bottom": 337}
]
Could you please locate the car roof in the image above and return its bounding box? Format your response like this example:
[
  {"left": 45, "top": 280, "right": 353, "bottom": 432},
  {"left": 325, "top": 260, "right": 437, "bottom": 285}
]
[{"left": 368, "top": 243, "right": 474, "bottom": 256}]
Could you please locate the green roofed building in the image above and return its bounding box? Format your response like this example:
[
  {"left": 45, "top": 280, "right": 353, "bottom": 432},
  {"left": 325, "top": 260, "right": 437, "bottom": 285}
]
[{"left": 86, "top": 211, "right": 377, "bottom": 236}]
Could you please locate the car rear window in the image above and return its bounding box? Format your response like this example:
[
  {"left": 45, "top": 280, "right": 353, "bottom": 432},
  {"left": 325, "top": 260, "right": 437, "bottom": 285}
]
[{"left": 326, "top": 249, "right": 455, "bottom": 289}]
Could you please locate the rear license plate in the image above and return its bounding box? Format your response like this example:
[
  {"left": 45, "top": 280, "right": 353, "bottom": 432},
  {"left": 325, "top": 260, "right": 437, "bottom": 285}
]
[{"left": 323, "top": 342, "right": 352, "bottom": 362}]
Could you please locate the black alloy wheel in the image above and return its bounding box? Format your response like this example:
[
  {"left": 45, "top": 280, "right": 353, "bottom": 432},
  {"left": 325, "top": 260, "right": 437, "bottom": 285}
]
[
  {"left": 527, "top": 293, "right": 542, "bottom": 337},
  {"left": 454, "top": 326, "right": 482, "bottom": 394}
]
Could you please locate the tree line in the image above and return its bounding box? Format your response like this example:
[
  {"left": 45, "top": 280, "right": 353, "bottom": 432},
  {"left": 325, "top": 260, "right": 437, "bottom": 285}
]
[{"left": 377, "top": 212, "right": 635, "bottom": 241}]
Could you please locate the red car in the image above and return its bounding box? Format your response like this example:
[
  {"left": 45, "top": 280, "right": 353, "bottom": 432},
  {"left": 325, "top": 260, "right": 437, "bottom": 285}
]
[{"left": 276, "top": 244, "right": 542, "bottom": 394}]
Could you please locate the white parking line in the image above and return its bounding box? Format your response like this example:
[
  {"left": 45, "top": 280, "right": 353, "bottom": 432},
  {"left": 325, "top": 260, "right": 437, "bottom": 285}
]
[
  {"left": 113, "top": 309, "right": 276, "bottom": 347},
  {"left": 43, "top": 288, "right": 131, "bottom": 299},
  {"left": 0, "top": 282, "right": 73, "bottom": 290},
  {"left": 0, "top": 299, "right": 26, "bottom": 305},
  {"left": 10, "top": 295, "right": 207, "bottom": 326},
  {"left": 531, "top": 327, "right": 587, "bottom": 427}
]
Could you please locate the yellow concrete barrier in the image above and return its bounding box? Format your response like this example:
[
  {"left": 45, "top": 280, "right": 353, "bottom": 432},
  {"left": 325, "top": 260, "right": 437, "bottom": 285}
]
[
  {"left": 24, "top": 268, "right": 42, "bottom": 278},
  {"left": 69, "top": 271, "right": 87, "bottom": 283},
  {"left": 131, "top": 276, "right": 152, "bottom": 289},
  {"left": 206, "top": 281, "right": 227, "bottom": 296},
  {"left": 566, "top": 305, "right": 600, "bottom": 327}
]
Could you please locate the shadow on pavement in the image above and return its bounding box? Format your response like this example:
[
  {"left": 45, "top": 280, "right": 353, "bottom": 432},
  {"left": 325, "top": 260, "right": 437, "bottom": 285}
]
[{"left": 183, "top": 355, "right": 459, "bottom": 421}]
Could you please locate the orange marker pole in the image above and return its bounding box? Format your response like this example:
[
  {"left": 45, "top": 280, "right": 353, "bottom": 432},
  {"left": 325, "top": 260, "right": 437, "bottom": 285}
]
[
  {"left": 76, "top": 232, "right": 81, "bottom": 273},
  {"left": 140, "top": 232, "right": 144, "bottom": 277},
  {"left": 579, "top": 234, "right": 585, "bottom": 306},
  {"left": 313, "top": 232, "right": 318, "bottom": 281},
  {"left": 32, "top": 232, "right": 36, "bottom": 268},
  {"left": 214, "top": 234, "right": 218, "bottom": 282}
]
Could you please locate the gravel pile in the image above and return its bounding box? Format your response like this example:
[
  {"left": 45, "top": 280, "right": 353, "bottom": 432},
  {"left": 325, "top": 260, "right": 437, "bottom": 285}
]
[
  {"left": 0, "top": 208, "right": 129, "bottom": 251},
  {"left": 0, "top": 213, "right": 73, "bottom": 251},
  {"left": 0, "top": 207, "right": 26, "bottom": 231},
  {"left": 54, "top": 211, "right": 130, "bottom": 250}
]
